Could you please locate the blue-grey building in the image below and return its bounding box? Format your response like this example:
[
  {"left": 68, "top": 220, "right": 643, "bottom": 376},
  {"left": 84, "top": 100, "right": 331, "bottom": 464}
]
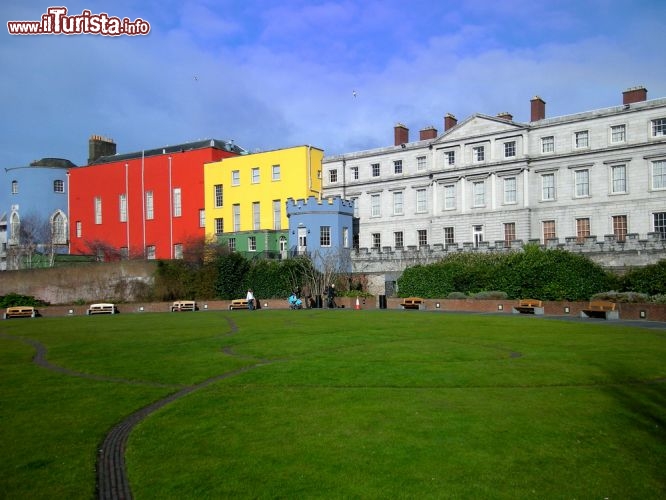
[
  {"left": 0, "top": 158, "right": 73, "bottom": 270},
  {"left": 286, "top": 196, "right": 355, "bottom": 273}
]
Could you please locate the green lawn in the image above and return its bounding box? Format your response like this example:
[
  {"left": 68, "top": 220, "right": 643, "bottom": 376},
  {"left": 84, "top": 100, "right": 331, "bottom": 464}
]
[{"left": 1, "top": 310, "right": 665, "bottom": 499}]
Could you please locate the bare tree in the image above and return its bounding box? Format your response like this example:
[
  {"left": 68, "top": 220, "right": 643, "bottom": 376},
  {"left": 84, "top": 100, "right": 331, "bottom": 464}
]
[
  {"left": 6, "top": 212, "right": 53, "bottom": 269},
  {"left": 289, "top": 247, "right": 353, "bottom": 307}
]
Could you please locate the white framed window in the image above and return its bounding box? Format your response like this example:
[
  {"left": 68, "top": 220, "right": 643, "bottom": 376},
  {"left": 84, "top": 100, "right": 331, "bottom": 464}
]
[
  {"left": 611, "top": 124, "right": 626, "bottom": 143},
  {"left": 320, "top": 226, "right": 331, "bottom": 247},
  {"left": 145, "top": 191, "right": 154, "bottom": 220},
  {"left": 370, "top": 194, "right": 381, "bottom": 217},
  {"left": 214, "top": 184, "right": 223, "bottom": 208},
  {"left": 416, "top": 156, "right": 426, "bottom": 171},
  {"left": 329, "top": 169, "right": 338, "bottom": 183},
  {"left": 541, "top": 136, "right": 554, "bottom": 153},
  {"left": 173, "top": 187, "right": 181, "bottom": 217},
  {"left": 251, "top": 167, "right": 260, "bottom": 184},
  {"left": 394, "top": 231, "right": 403, "bottom": 248},
  {"left": 473, "top": 146, "right": 485, "bottom": 162},
  {"left": 146, "top": 245, "right": 156, "bottom": 260},
  {"left": 575, "top": 130, "right": 589, "bottom": 149},
  {"left": 273, "top": 200, "right": 281, "bottom": 230},
  {"left": 444, "top": 184, "right": 456, "bottom": 210},
  {"left": 233, "top": 204, "right": 240, "bottom": 231},
  {"left": 417, "top": 229, "right": 428, "bottom": 246},
  {"left": 652, "top": 118, "right": 666, "bottom": 137},
  {"left": 653, "top": 212, "right": 666, "bottom": 239},
  {"left": 9, "top": 212, "right": 19, "bottom": 244},
  {"left": 272, "top": 164, "right": 281, "bottom": 181},
  {"left": 372, "top": 233, "right": 381, "bottom": 249},
  {"left": 574, "top": 169, "right": 589, "bottom": 197},
  {"left": 611, "top": 165, "right": 627, "bottom": 194},
  {"left": 503, "top": 177, "right": 516, "bottom": 204},
  {"left": 393, "top": 160, "right": 402, "bottom": 174},
  {"left": 199, "top": 209, "right": 205, "bottom": 227},
  {"left": 11, "top": 180, "right": 18, "bottom": 194},
  {"left": 371, "top": 163, "right": 380, "bottom": 177},
  {"left": 174, "top": 243, "right": 183, "bottom": 259},
  {"left": 232, "top": 170, "right": 240, "bottom": 186},
  {"left": 473, "top": 181, "right": 485, "bottom": 207},
  {"left": 248, "top": 236, "right": 256, "bottom": 251},
  {"left": 53, "top": 179, "right": 65, "bottom": 193},
  {"left": 444, "top": 151, "right": 455, "bottom": 165},
  {"left": 652, "top": 160, "right": 666, "bottom": 190},
  {"left": 343, "top": 227, "right": 349, "bottom": 247},
  {"left": 443, "top": 227, "right": 454, "bottom": 245},
  {"left": 416, "top": 188, "right": 427, "bottom": 213},
  {"left": 252, "top": 202, "right": 260, "bottom": 230},
  {"left": 504, "top": 141, "right": 516, "bottom": 158},
  {"left": 215, "top": 218, "right": 224, "bottom": 234},
  {"left": 228, "top": 238, "right": 236, "bottom": 251},
  {"left": 119, "top": 194, "right": 127, "bottom": 222},
  {"left": 351, "top": 166, "right": 359, "bottom": 180},
  {"left": 541, "top": 173, "right": 555, "bottom": 201},
  {"left": 351, "top": 197, "right": 359, "bottom": 218},
  {"left": 76, "top": 220, "right": 82, "bottom": 238},
  {"left": 94, "top": 196, "right": 102, "bottom": 224},
  {"left": 51, "top": 211, "right": 67, "bottom": 244},
  {"left": 393, "top": 191, "right": 404, "bottom": 215}
]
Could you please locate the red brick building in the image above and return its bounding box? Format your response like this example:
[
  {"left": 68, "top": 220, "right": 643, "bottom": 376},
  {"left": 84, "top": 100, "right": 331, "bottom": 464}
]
[{"left": 69, "top": 137, "right": 245, "bottom": 260}]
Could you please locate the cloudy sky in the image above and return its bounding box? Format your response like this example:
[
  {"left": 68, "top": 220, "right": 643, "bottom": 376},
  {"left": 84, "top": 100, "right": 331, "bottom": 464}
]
[{"left": 2, "top": 0, "right": 666, "bottom": 167}]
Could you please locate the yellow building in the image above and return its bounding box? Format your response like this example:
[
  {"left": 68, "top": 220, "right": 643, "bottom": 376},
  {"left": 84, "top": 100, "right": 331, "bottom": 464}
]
[{"left": 204, "top": 145, "right": 323, "bottom": 253}]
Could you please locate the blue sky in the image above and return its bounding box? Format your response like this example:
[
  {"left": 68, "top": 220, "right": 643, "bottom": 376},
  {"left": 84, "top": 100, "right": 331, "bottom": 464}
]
[{"left": 2, "top": 0, "right": 666, "bottom": 166}]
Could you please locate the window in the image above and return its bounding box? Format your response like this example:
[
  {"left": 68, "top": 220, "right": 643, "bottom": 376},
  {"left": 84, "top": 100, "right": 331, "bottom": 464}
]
[
  {"left": 343, "top": 227, "right": 349, "bottom": 247},
  {"left": 444, "top": 151, "right": 455, "bottom": 165},
  {"left": 574, "top": 169, "right": 589, "bottom": 197},
  {"left": 576, "top": 218, "right": 590, "bottom": 243},
  {"left": 371, "top": 194, "right": 381, "bottom": 217},
  {"left": 541, "top": 173, "right": 555, "bottom": 200},
  {"left": 199, "top": 209, "right": 205, "bottom": 227},
  {"left": 228, "top": 238, "right": 236, "bottom": 251},
  {"left": 611, "top": 165, "right": 627, "bottom": 193},
  {"left": 443, "top": 227, "right": 455, "bottom": 245},
  {"left": 652, "top": 118, "right": 666, "bottom": 137},
  {"left": 351, "top": 166, "right": 359, "bottom": 180},
  {"left": 416, "top": 188, "right": 427, "bottom": 213},
  {"left": 613, "top": 215, "right": 627, "bottom": 242},
  {"left": 611, "top": 124, "right": 626, "bottom": 143},
  {"left": 444, "top": 184, "right": 456, "bottom": 210},
  {"left": 53, "top": 179, "right": 64, "bottom": 193},
  {"left": 273, "top": 200, "right": 281, "bottom": 230},
  {"left": 416, "top": 156, "right": 426, "bottom": 171},
  {"left": 575, "top": 130, "right": 589, "bottom": 148},
  {"left": 504, "top": 222, "right": 515, "bottom": 247},
  {"left": 119, "top": 194, "right": 127, "bottom": 222},
  {"left": 94, "top": 196, "right": 102, "bottom": 224},
  {"left": 473, "top": 146, "right": 485, "bottom": 162},
  {"left": 252, "top": 202, "right": 260, "bottom": 230},
  {"left": 146, "top": 245, "right": 156, "bottom": 260},
  {"left": 473, "top": 181, "right": 485, "bottom": 207},
  {"left": 393, "top": 160, "right": 402, "bottom": 174},
  {"left": 9, "top": 212, "right": 19, "bottom": 244},
  {"left": 173, "top": 188, "right": 181, "bottom": 217},
  {"left": 51, "top": 211, "right": 67, "bottom": 244},
  {"left": 120, "top": 247, "right": 128, "bottom": 260},
  {"left": 251, "top": 167, "right": 260, "bottom": 184},
  {"left": 654, "top": 212, "right": 666, "bottom": 239},
  {"left": 543, "top": 220, "right": 556, "bottom": 242},
  {"left": 351, "top": 197, "right": 359, "bottom": 218},
  {"left": 145, "top": 191, "right": 154, "bottom": 220},
  {"left": 76, "top": 220, "right": 82, "bottom": 238},
  {"left": 652, "top": 160, "right": 666, "bottom": 189},
  {"left": 393, "top": 191, "right": 404, "bottom": 215},
  {"left": 541, "top": 136, "right": 554, "bottom": 153},
  {"left": 248, "top": 236, "right": 256, "bottom": 251},
  {"left": 371, "top": 163, "right": 380, "bottom": 177},
  {"left": 11, "top": 180, "right": 18, "bottom": 194},
  {"left": 418, "top": 229, "right": 428, "bottom": 247},
  {"left": 213, "top": 184, "right": 223, "bottom": 208},
  {"left": 504, "top": 141, "right": 516, "bottom": 158},
  {"left": 329, "top": 169, "right": 338, "bottom": 183},
  {"left": 232, "top": 170, "right": 240, "bottom": 186},
  {"left": 320, "top": 226, "right": 331, "bottom": 247},
  {"left": 233, "top": 204, "right": 240, "bottom": 231},
  {"left": 215, "top": 218, "right": 224, "bottom": 234},
  {"left": 272, "top": 164, "right": 281, "bottom": 181},
  {"left": 503, "top": 177, "right": 516, "bottom": 204},
  {"left": 372, "top": 233, "right": 381, "bottom": 249},
  {"left": 174, "top": 244, "right": 183, "bottom": 260},
  {"left": 394, "top": 231, "right": 403, "bottom": 248}
]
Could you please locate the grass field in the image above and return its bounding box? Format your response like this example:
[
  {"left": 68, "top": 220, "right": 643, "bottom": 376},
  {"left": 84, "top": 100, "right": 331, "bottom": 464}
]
[{"left": 1, "top": 310, "right": 665, "bottom": 499}]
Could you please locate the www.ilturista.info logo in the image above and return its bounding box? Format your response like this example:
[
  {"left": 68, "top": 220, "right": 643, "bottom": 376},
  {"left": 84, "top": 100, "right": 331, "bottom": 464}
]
[{"left": 7, "top": 7, "right": 151, "bottom": 36}]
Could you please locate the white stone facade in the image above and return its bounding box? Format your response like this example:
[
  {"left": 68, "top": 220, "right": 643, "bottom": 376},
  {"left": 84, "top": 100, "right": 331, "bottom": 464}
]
[{"left": 322, "top": 89, "right": 666, "bottom": 258}]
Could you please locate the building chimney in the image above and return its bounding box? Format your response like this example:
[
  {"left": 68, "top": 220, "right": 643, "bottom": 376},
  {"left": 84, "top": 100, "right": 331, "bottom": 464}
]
[
  {"left": 623, "top": 86, "right": 647, "bottom": 105},
  {"left": 394, "top": 123, "right": 409, "bottom": 146},
  {"left": 497, "top": 112, "right": 513, "bottom": 121},
  {"left": 530, "top": 96, "right": 546, "bottom": 122},
  {"left": 88, "top": 135, "right": 116, "bottom": 164},
  {"left": 419, "top": 126, "right": 437, "bottom": 140},
  {"left": 444, "top": 113, "right": 458, "bottom": 131}
]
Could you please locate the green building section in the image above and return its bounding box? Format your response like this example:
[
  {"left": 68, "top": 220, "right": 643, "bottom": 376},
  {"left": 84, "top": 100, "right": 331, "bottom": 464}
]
[{"left": 217, "top": 229, "right": 289, "bottom": 260}]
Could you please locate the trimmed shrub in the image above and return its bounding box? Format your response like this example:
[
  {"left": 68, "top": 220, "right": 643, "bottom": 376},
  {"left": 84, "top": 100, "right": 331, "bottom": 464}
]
[{"left": 621, "top": 260, "right": 666, "bottom": 296}]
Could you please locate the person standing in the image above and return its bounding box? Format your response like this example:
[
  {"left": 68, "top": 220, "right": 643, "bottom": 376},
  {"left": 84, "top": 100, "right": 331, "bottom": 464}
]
[
  {"left": 326, "top": 284, "right": 336, "bottom": 308},
  {"left": 246, "top": 289, "right": 255, "bottom": 310}
]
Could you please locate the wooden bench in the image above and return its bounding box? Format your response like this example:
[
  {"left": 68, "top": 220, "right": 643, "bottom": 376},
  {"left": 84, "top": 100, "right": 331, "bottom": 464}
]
[
  {"left": 512, "top": 299, "right": 544, "bottom": 315},
  {"left": 229, "top": 299, "right": 249, "bottom": 310},
  {"left": 86, "top": 303, "right": 118, "bottom": 315},
  {"left": 3, "top": 306, "right": 39, "bottom": 319},
  {"left": 171, "top": 300, "right": 198, "bottom": 312},
  {"left": 581, "top": 300, "right": 618, "bottom": 320},
  {"left": 400, "top": 297, "right": 425, "bottom": 310}
]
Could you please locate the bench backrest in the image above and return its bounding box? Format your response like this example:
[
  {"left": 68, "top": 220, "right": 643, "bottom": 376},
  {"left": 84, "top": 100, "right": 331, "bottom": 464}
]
[
  {"left": 89, "top": 303, "right": 115, "bottom": 310},
  {"left": 402, "top": 297, "right": 424, "bottom": 304},
  {"left": 173, "top": 301, "right": 196, "bottom": 308},
  {"left": 587, "top": 300, "right": 616, "bottom": 311},
  {"left": 519, "top": 299, "right": 542, "bottom": 307},
  {"left": 7, "top": 306, "right": 35, "bottom": 313}
]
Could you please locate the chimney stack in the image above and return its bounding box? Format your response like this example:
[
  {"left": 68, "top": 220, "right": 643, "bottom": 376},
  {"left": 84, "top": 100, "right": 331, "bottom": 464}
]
[
  {"left": 530, "top": 96, "right": 546, "bottom": 122},
  {"left": 444, "top": 113, "right": 458, "bottom": 131},
  {"left": 88, "top": 135, "right": 116, "bottom": 165},
  {"left": 394, "top": 123, "right": 409, "bottom": 146},
  {"left": 622, "top": 86, "right": 647, "bottom": 105},
  {"left": 419, "top": 126, "right": 437, "bottom": 140},
  {"left": 497, "top": 112, "right": 513, "bottom": 121}
]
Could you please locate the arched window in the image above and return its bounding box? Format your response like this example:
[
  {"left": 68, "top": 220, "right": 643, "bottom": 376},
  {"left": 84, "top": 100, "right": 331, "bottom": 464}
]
[
  {"left": 9, "top": 211, "right": 20, "bottom": 244},
  {"left": 50, "top": 210, "right": 67, "bottom": 244},
  {"left": 11, "top": 180, "right": 18, "bottom": 194}
]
